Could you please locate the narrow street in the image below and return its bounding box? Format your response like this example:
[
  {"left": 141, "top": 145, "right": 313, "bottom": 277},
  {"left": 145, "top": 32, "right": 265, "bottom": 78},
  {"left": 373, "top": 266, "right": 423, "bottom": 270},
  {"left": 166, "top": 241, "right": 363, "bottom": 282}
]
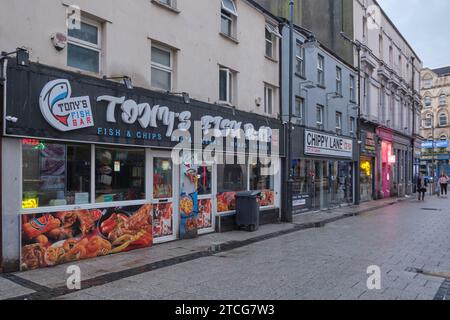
[{"left": 2, "top": 195, "right": 449, "bottom": 300}]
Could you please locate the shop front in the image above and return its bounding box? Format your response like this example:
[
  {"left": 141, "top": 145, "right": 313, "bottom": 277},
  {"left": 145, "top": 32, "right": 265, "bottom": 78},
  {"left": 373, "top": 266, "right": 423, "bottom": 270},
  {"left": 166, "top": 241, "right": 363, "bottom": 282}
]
[
  {"left": 1, "top": 61, "right": 283, "bottom": 271},
  {"left": 360, "top": 127, "right": 377, "bottom": 202},
  {"left": 291, "top": 128, "right": 355, "bottom": 213},
  {"left": 393, "top": 134, "right": 413, "bottom": 197},
  {"left": 420, "top": 140, "right": 450, "bottom": 179},
  {"left": 376, "top": 128, "right": 395, "bottom": 199}
]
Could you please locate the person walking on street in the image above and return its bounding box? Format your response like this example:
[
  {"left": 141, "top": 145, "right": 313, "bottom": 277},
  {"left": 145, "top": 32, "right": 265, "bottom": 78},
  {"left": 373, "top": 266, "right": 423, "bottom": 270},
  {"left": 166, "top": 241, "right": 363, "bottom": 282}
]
[
  {"left": 439, "top": 173, "right": 449, "bottom": 196},
  {"left": 417, "top": 173, "right": 427, "bottom": 201}
]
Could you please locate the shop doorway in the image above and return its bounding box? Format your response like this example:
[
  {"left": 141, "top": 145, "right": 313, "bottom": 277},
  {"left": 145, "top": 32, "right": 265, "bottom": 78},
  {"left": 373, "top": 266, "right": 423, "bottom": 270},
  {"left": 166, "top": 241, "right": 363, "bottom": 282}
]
[
  {"left": 149, "top": 151, "right": 178, "bottom": 243},
  {"left": 180, "top": 160, "right": 215, "bottom": 236}
]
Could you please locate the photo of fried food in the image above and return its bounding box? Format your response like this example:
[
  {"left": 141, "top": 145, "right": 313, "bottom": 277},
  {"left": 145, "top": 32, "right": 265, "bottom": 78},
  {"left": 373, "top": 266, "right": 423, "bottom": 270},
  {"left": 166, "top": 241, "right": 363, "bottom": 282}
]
[{"left": 180, "top": 196, "right": 194, "bottom": 215}]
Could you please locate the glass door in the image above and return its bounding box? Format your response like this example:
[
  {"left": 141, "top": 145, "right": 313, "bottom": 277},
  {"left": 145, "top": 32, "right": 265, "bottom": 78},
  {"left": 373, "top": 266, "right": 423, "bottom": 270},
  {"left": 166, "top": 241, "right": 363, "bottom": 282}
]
[
  {"left": 196, "top": 164, "right": 215, "bottom": 234},
  {"left": 150, "top": 151, "right": 178, "bottom": 243}
]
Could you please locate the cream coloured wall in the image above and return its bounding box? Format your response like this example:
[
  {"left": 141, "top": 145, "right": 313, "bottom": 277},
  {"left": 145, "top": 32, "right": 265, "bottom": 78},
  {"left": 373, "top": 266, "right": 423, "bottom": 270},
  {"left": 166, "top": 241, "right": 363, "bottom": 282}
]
[
  {"left": 0, "top": 0, "right": 280, "bottom": 117},
  {"left": 420, "top": 69, "right": 450, "bottom": 142},
  {"left": 353, "top": 0, "right": 422, "bottom": 135}
]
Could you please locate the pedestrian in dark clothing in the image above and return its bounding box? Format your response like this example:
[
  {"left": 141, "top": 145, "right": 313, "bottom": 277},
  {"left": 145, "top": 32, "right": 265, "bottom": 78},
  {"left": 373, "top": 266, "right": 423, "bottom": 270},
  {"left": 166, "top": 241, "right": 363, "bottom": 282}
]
[{"left": 417, "top": 174, "right": 427, "bottom": 201}]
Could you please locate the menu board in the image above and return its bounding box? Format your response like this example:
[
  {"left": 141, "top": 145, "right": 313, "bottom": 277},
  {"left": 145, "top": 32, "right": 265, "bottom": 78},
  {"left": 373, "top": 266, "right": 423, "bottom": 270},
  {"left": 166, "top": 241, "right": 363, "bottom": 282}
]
[{"left": 21, "top": 204, "right": 153, "bottom": 270}]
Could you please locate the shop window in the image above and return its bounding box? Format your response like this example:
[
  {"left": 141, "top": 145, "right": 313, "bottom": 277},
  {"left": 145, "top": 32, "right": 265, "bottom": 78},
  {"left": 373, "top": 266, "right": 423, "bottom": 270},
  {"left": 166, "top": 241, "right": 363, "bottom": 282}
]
[
  {"left": 151, "top": 45, "right": 173, "bottom": 91},
  {"left": 292, "top": 159, "right": 311, "bottom": 195},
  {"left": 67, "top": 19, "right": 101, "bottom": 73},
  {"left": 217, "top": 163, "right": 248, "bottom": 212},
  {"left": 95, "top": 147, "right": 145, "bottom": 202},
  {"left": 22, "top": 140, "right": 91, "bottom": 209},
  {"left": 250, "top": 159, "right": 275, "bottom": 207},
  {"left": 153, "top": 157, "right": 173, "bottom": 199}
]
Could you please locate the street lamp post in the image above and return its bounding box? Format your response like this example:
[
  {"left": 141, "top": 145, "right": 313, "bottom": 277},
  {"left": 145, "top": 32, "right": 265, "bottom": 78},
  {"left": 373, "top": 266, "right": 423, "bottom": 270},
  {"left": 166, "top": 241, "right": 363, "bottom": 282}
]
[
  {"left": 340, "top": 32, "right": 362, "bottom": 205},
  {"left": 427, "top": 113, "right": 436, "bottom": 194}
]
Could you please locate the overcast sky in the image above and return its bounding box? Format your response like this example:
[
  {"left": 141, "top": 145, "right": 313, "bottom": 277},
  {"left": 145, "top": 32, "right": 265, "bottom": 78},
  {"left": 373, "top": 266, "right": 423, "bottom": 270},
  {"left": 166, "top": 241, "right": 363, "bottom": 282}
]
[{"left": 377, "top": 0, "right": 450, "bottom": 69}]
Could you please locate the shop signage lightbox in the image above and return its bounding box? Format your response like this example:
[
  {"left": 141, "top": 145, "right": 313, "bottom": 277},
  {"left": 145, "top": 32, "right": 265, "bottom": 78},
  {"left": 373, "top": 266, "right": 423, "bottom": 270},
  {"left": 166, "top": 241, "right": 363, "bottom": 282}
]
[
  {"left": 304, "top": 130, "right": 353, "bottom": 158},
  {"left": 421, "top": 140, "right": 449, "bottom": 149}
]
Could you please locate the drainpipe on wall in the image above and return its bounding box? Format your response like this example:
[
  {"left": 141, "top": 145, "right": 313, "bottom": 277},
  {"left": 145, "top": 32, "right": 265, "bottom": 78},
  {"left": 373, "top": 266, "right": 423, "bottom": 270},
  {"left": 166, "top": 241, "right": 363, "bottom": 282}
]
[
  {"left": 411, "top": 56, "right": 416, "bottom": 194},
  {"left": 0, "top": 57, "right": 7, "bottom": 271}
]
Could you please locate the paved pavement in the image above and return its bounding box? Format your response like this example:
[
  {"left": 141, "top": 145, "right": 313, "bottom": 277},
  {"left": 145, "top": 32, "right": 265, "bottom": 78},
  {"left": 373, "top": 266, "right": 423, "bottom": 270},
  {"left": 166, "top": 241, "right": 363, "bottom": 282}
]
[{"left": 1, "top": 195, "right": 450, "bottom": 300}]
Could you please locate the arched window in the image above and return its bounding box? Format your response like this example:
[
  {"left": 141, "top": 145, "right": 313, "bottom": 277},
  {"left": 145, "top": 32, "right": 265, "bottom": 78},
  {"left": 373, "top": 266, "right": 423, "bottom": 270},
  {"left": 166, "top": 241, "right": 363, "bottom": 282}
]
[
  {"left": 424, "top": 96, "right": 432, "bottom": 107},
  {"left": 439, "top": 113, "right": 448, "bottom": 126},
  {"left": 423, "top": 114, "right": 432, "bottom": 128},
  {"left": 440, "top": 134, "right": 448, "bottom": 141},
  {"left": 439, "top": 93, "right": 447, "bottom": 106}
]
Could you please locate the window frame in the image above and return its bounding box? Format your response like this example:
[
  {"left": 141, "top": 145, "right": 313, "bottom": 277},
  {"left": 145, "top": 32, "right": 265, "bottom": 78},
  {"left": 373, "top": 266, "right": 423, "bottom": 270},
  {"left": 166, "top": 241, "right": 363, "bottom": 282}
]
[
  {"left": 439, "top": 94, "right": 447, "bottom": 106},
  {"left": 336, "top": 67, "right": 342, "bottom": 95},
  {"left": 335, "top": 111, "right": 342, "bottom": 133},
  {"left": 151, "top": 44, "right": 173, "bottom": 92},
  {"left": 294, "top": 96, "right": 305, "bottom": 122},
  {"left": 424, "top": 96, "right": 432, "bottom": 107},
  {"left": 265, "top": 28, "right": 274, "bottom": 59},
  {"left": 219, "top": 67, "right": 233, "bottom": 105},
  {"left": 439, "top": 113, "right": 448, "bottom": 127},
  {"left": 349, "top": 75, "right": 356, "bottom": 102},
  {"left": 221, "top": 0, "right": 238, "bottom": 16},
  {"left": 317, "top": 54, "right": 325, "bottom": 86},
  {"left": 423, "top": 115, "right": 432, "bottom": 129},
  {"left": 221, "top": 9, "right": 234, "bottom": 37},
  {"left": 264, "top": 85, "right": 274, "bottom": 115},
  {"left": 67, "top": 17, "right": 102, "bottom": 74},
  {"left": 295, "top": 40, "right": 305, "bottom": 77},
  {"left": 316, "top": 105, "right": 324, "bottom": 128},
  {"left": 350, "top": 117, "right": 356, "bottom": 135}
]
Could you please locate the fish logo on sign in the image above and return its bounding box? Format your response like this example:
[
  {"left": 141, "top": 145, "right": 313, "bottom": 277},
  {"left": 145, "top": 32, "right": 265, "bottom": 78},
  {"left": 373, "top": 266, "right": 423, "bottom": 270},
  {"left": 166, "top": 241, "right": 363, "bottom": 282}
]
[{"left": 39, "top": 79, "right": 94, "bottom": 132}]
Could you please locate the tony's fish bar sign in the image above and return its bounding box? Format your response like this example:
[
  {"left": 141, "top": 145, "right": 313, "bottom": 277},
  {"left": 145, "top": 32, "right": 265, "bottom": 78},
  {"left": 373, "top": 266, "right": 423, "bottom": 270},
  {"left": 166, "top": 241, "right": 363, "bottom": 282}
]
[{"left": 304, "top": 130, "right": 353, "bottom": 158}]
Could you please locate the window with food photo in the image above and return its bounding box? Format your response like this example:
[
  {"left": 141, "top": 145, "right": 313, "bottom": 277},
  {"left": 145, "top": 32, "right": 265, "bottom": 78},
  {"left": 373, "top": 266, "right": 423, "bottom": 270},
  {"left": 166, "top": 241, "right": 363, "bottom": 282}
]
[
  {"left": 217, "top": 163, "right": 248, "bottom": 213},
  {"left": 250, "top": 158, "right": 275, "bottom": 207}
]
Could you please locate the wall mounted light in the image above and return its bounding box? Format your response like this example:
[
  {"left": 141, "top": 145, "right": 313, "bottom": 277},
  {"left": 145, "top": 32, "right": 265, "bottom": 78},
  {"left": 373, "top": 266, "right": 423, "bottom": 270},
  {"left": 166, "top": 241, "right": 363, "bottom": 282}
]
[
  {"left": 103, "top": 75, "right": 133, "bottom": 89},
  {"left": 168, "top": 91, "right": 191, "bottom": 104}
]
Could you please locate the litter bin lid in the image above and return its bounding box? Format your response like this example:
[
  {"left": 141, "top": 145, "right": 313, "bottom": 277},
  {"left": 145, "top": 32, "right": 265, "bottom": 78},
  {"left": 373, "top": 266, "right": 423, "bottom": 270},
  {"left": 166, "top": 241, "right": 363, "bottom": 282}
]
[{"left": 236, "top": 191, "right": 261, "bottom": 198}]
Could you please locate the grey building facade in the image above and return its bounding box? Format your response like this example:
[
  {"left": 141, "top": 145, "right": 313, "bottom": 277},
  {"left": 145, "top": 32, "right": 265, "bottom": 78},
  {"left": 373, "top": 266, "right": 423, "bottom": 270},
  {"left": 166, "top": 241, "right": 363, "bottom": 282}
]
[
  {"left": 281, "top": 24, "right": 359, "bottom": 213},
  {"left": 255, "top": 0, "right": 354, "bottom": 66}
]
